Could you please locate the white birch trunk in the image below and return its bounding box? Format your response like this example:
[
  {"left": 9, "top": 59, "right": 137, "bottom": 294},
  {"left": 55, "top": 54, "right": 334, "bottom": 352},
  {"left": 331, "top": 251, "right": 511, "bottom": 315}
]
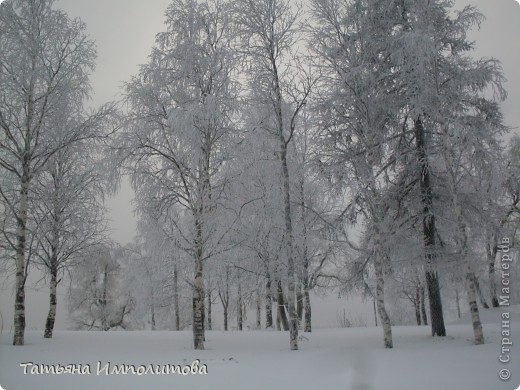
[
  {"left": 44, "top": 268, "right": 58, "bottom": 338},
  {"left": 280, "top": 135, "right": 298, "bottom": 350},
  {"left": 192, "top": 258, "right": 205, "bottom": 349},
  {"left": 442, "top": 130, "right": 484, "bottom": 345},
  {"left": 374, "top": 232, "right": 393, "bottom": 349},
  {"left": 13, "top": 166, "right": 29, "bottom": 346}
]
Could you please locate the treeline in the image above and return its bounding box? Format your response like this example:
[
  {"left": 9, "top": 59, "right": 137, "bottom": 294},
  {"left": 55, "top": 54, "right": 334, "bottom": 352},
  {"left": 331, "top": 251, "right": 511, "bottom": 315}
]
[{"left": 1, "top": 0, "right": 519, "bottom": 351}]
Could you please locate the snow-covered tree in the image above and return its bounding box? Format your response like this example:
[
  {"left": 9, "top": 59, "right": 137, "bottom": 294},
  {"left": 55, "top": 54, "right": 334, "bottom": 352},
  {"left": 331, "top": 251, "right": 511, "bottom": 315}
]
[
  {"left": 0, "top": 0, "right": 114, "bottom": 345},
  {"left": 310, "top": 0, "right": 405, "bottom": 348},
  {"left": 117, "top": 0, "right": 238, "bottom": 349},
  {"left": 68, "top": 244, "right": 135, "bottom": 331},
  {"left": 32, "top": 138, "right": 107, "bottom": 338},
  {"left": 310, "top": 0, "right": 509, "bottom": 345},
  {"left": 233, "top": 0, "right": 316, "bottom": 351}
]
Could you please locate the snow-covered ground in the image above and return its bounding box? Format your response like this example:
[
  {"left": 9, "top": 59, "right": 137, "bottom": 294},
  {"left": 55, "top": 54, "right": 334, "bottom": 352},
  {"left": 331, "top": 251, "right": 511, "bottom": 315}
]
[{"left": 1, "top": 306, "right": 519, "bottom": 390}]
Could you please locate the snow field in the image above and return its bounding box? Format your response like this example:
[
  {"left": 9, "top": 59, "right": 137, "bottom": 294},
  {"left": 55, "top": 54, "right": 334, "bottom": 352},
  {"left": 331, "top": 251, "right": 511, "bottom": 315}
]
[{"left": 1, "top": 307, "right": 519, "bottom": 390}]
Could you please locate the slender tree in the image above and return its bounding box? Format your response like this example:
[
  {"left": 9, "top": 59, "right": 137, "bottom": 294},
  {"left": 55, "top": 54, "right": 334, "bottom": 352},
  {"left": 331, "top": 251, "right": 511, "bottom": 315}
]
[
  {"left": 234, "top": 0, "right": 315, "bottom": 351},
  {"left": 32, "top": 140, "right": 107, "bottom": 338},
  {"left": 0, "top": 0, "right": 113, "bottom": 345},
  {"left": 118, "top": 0, "right": 238, "bottom": 349}
]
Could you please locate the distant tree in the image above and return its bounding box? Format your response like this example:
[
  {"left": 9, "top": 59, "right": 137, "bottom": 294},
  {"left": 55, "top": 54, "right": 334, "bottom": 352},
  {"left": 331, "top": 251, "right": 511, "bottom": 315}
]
[{"left": 68, "top": 245, "right": 134, "bottom": 331}]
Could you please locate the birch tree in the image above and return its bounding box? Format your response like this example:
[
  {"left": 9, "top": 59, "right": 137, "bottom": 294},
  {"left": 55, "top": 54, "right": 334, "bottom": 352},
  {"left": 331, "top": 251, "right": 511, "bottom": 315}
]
[
  {"left": 118, "top": 0, "right": 238, "bottom": 349},
  {"left": 233, "top": 0, "right": 315, "bottom": 351},
  {"left": 393, "top": 0, "right": 507, "bottom": 343},
  {"left": 310, "top": 0, "right": 404, "bottom": 348},
  {"left": 32, "top": 139, "right": 107, "bottom": 338},
  {"left": 0, "top": 0, "right": 113, "bottom": 345}
]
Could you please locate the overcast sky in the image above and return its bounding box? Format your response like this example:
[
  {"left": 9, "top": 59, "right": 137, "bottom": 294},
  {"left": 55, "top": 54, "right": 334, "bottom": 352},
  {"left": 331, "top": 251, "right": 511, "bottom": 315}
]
[{"left": 0, "top": 0, "right": 519, "bottom": 332}]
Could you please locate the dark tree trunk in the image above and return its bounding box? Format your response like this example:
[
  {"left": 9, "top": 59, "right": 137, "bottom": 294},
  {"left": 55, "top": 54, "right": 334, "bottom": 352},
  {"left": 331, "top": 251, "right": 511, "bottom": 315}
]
[
  {"left": 303, "top": 287, "right": 312, "bottom": 332},
  {"left": 488, "top": 243, "right": 499, "bottom": 307},
  {"left": 256, "top": 290, "right": 261, "bottom": 329},
  {"left": 373, "top": 299, "right": 378, "bottom": 327},
  {"left": 207, "top": 289, "right": 212, "bottom": 330},
  {"left": 265, "top": 278, "right": 273, "bottom": 329},
  {"left": 224, "top": 306, "right": 228, "bottom": 331},
  {"left": 296, "top": 282, "right": 304, "bottom": 328},
  {"left": 174, "top": 264, "right": 180, "bottom": 331},
  {"left": 237, "top": 280, "right": 243, "bottom": 331},
  {"left": 420, "top": 285, "right": 428, "bottom": 325},
  {"left": 219, "top": 266, "right": 230, "bottom": 331},
  {"left": 414, "top": 117, "right": 446, "bottom": 337},
  {"left": 414, "top": 287, "right": 421, "bottom": 326}
]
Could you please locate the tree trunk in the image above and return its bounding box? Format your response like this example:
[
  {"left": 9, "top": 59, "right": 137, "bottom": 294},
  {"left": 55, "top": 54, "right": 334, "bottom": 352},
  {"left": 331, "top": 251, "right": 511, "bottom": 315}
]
[
  {"left": 474, "top": 276, "right": 489, "bottom": 309},
  {"left": 455, "top": 286, "right": 461, "bottom": 319},
  {"left": 192, "top": 258, "right": 205, "bottom": 349},
  {"left": 174, "top": 264, "right": 180, "bottom": 331},
  {"left": 276, "top": 280, "right": 289, "bottom": 331},
  {"left": 414, "top": 117, "right": 446, "bottom": 337},
  {"left": 487, "top": 243, "right": 499, "bottom": 307},
  {"left": 303, "top": 286, "right": 312, "bottom": 332},
  {"left": 420, "top": 285, "right": 428, "bottom": 325},
  {"left": 279, "top": 138, "right": 298, "bottom": 350},
  {"left": 44, "top": 267, "right": 58, "bottom": 338},
  {"left": 220, "top": 266, "right": 230, "bottom": 331},
  {"left": 207, "top": 289, "right": 212, "bottom": 331},
  {"left": 296, "top": 281, "right": 303, "bottom": 328},
  {"left": 300, "top": 177, "right": 312, "bottom": 333},
  {"left": 256, "top": 290, "right": 261, "bottom": 329},
  {"left": 465, "top": 270, "right": 484, "bottom": 344},
  {"left": 101, "top": 264, "right": 109, "bottom": 331},
  {"left": 373, "top": 299, "right": 378, "bottom": 327},
  {"left": 224, "top": 306, "right": 228, "bottom": 331},
  {"left": 374, "top": 232, "right": 393, "bottom": 348},
  {"left": 265, "top": 278, "right": 273, "bottom": 329},
  {"left": 237, "top": 280, "right": 243, "bottom": 331},
  {"left": 149, "top": 271, "right": 156, "bottom": 330},
  {"left": 441, "top": 126, "right": 483, "bottom": 345},
  {"left": 13, "top": 167, "right": 29, "bottom": 346},
  {"left": 414, "top": 286, "right": 421, "bottom": 326}
]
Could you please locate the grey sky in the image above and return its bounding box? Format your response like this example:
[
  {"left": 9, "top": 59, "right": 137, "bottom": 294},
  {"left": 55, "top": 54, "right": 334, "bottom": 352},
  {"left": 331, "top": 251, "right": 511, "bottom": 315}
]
[{"left": 0, "top": 0, "right": 519, "bottom": 332}]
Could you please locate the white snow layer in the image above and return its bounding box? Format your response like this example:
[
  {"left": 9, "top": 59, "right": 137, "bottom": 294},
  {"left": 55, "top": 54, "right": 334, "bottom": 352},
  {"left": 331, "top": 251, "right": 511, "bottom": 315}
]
[{"left": 1, "top": 306, "right": 519, "bottom": 390}]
